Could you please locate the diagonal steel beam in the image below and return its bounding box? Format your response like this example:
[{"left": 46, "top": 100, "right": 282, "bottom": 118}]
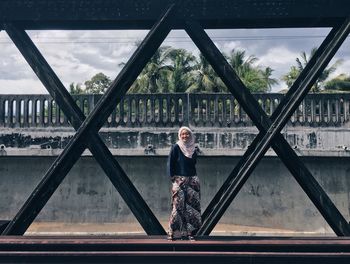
[
  {"left": 202, "top": 18, "right": 350, "bottom": 224},
  {"left": 1, "top": 3, "right": 177, "bottom": 236},
  {"left": 185, "top": 18, "right": 350, "bottom": 236},
  {"left": 2, "top": 23, "right": 166, "bottom": 235}
]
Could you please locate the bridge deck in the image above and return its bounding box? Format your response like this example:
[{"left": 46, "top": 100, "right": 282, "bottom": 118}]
[{"left": 0, "top": 236, "right": 350, "bottom": 263}]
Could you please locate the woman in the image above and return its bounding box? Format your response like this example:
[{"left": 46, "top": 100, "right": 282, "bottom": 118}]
[{"left": 167, "top": 126, "right": 201, "bottom": 240}]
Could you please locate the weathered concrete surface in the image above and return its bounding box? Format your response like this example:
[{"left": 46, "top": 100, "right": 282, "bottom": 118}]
[
  {"left": 2, "top": 126, "right": 350, "bottom": 157},
  {"left": 0, "top": 156, "right": 349, "bottom": 234}
]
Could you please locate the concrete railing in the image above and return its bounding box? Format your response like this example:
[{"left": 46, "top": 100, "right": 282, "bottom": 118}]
[{"left": 1, "top": 93, "right": 349, "bottom": 128}]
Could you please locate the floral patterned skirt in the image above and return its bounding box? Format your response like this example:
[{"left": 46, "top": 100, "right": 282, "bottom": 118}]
[{"left": 168, "top": 176, "right": 202, "bottom": 238}]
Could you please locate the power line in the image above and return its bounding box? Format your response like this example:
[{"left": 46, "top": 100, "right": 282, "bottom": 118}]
[{"left": 0, "top": 35, "right": 345, "bottom": 44}]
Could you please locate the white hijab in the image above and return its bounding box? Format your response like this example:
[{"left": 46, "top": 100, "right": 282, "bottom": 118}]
[{"left": 176, "top": 126, "right": 196, "bottom": 158}]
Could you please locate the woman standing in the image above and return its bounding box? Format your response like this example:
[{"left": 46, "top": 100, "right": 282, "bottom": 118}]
[{"left": 167, "top": 126, "right": 201, "bottom": 240}]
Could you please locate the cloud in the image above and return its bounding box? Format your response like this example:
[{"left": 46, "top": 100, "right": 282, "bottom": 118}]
[
  {"left": 0, "top": 28, "right": 349, "bottom": 94},
  {"left": 0, "top": 79, "right": 47, "bottom": 94}
]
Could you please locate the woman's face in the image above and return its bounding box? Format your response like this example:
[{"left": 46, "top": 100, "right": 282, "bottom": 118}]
[{"left": 180, "top": 129, "right": 190, "bottom": 143}]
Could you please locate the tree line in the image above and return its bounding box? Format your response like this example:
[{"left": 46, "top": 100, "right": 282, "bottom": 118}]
[{"left": 70, "top": 46, "right": 350, "bottom": 95}]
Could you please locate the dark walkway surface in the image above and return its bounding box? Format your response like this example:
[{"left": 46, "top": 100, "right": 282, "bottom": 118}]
[
  {"left": 0, "top": 235, "right": 350, "bottom": 263},
  {"left": 0, "top": 222, "right": 347, "bottom": 263}
]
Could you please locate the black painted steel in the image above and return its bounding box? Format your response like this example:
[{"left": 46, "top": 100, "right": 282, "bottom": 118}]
[
  {"left": 201, "top": 19, "right": 350, "bottom": 229},
  {"left": 0, "top": 222, "right": 9, "bottom": 234},
  {"left": 1, "top": 236, "right": 350, "bottom": 263},
  {"left": 0, "top": 0, "right": 349, "bottom": 244},
  {"left": 1, "top": 2, "right": 177, "bottom": 235},
  {"left": 2, "top": 23, "right": 165, "bottom": 235},
  {"left": 0, "top": 0, "right": 348, "bottom": 29},
  {"left": 185, "top": 18, "right": 350, "bottom": 236}
]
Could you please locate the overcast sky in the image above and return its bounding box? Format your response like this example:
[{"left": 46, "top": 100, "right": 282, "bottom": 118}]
[{"left": 0, "top": 27, "right": 349, "bottom": 94}]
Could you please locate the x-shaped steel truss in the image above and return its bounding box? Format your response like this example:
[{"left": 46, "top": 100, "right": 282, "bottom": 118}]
[
  {"left": 185, "top": 18, "right": 350, "bottom": 236},
  {"left": 1, "top": 2, "right": 350, "bottom": 236}
]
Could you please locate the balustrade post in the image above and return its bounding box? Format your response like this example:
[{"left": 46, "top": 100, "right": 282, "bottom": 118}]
[
  {"left": 136, "top": 95, "right": 141, "bottom": 126},
  {"left": 222, "top": 95, "right": 227, "bottom": 127},
  {"left": 188, "top": 93, "right": 195, "bottom": 127},
  {"left": 310, "top": 98, "right": 315, "bottom": 124},
  {"left": 327, "top": 99, "right": 331, "bottom": 124},
  {"left": 0, "top": 96, "right": 3, "bottom": 126},
  {"left": 151, "top": 96, "right": 155, "bottom": 126},
  {"left": 229, "top": 96, "right": 234, "bottom": 126},
  {"left": 270, "top": 97, "right": 274, "bottom": 117},
  {"left": 213, "top": 95, "right": 218, "bottom": 126},
  {"left": 55, "top": 102, "right": 60, "bottom": 127},
  {"left": 344, "top": 97, "right": 349, "bottom": 122},
  {"left": 129, "top": 95, "right": 132, "bottom": 126},
  {"left": 16, "top": 97, "right": 21, "bottom": 127},
  {"left": 158, "top": 95, "right": 163, "bottom": 126},
  {"left": 183, "top": 93, "right": 189, "bottom": 126},
  {"left": 40, "top": 97, "right": 45, "bottom": 127},
  {"left": 47, "top": 98, "right": 52, "bottom": 126},
  {"left": 23, "top": 98, "right": 28, "bottom": 127},
  {"left": 8, "top": 98, "right": 13, "bottom": 128},
  {"left": 87, "top": 94, "right": 94, "bottom": 117},
  {"left": 172, "top": 96, "right": 178, "bottom": 126},
  {"left": 335, "top": 99, "right": 340, "bottom": 124}
]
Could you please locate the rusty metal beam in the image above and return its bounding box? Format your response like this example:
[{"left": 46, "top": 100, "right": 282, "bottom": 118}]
[
  {"left": 0, "top": 0, "right": 348, "bottom": 30},
  {"left": 185, "top": 17, "right": 350, "bottom": 236},
  {"left": 1, "top": 2, "right": 177, "bottom": 236},
  {"left": 2, "top": 23, "right": 165, "bottom": 235}
]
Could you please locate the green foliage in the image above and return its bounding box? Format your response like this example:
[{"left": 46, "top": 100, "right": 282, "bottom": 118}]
[
  {"left": 127, "top": 46, "right": 278, "bottom": 94},
  {"left": 167, "top": 48, "right": 197, "bottom": 93},
  {"left": 225, "top": 49, "right": 278, "bottom": 93},
  {"left": 282, "top": 47, "right": 342, "bottom": 92},
  {"left": 281, "top": 66, "right": 300, "bottom": 89},
  {"left": 187, "top": 54, "right": 226, "bottom": 93},
  {"left": 70, "top": 45, "right": 349, "bottom": 95},
  {"left": 69, "top": 82, "right": 84, "bottom": 95},
  {"left": 324, "top": 74, "right": 350, "bottom": 91},
  {"left": 84, "top": 72, "right": 112, "bottom": 94},
  {"left": 129, "top": 46, "right": 173, "bottom": 93}
]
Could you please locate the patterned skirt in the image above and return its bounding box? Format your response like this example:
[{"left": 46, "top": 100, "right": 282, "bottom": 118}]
[{"left": 168, "top": 175, "right": 202, "bottom": 238}]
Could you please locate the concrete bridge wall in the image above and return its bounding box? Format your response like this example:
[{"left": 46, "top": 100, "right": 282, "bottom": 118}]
[
  {"left": 0, "top": 155, "right": 349, "bottom": 234},
  {"left": 1, "top": 93, "right": 350, "bottom": 234},
  {"left": 1, "top": 93, "right": 350, "bottom": 157}
]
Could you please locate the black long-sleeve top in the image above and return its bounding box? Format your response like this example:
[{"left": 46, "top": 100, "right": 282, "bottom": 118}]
[{"left": 167, "top": 144, "right": 197, "bottom": 177}]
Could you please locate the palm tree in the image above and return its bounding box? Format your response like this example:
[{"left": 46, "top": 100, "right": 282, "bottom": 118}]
[
  {"left": 260, "top": 67, "right": 279, "bottom": 92},
  {"left": 129, "top": 46, "right": 173, "bottom": 93},
  {"left": 282, "top": 47, "right": 342, "bottom": 92},
  {"left": 165, "top": 48, "right": 197, "bottom": 93},
  {"left": 225, "top": 49, "right": 277, "bottom": 92},
  {"left": 187, "top": 54, "right": 226, "bottom": 93},
  {"left": 226, "top": 49, "right": 258, "bottom": 77}
]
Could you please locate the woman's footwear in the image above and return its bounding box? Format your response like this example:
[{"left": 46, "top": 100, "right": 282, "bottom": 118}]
[
  {"left": 167, "top": 234, "right": 174, "bottom": 241},
  {"left": 188, "top": 235, "right": 195, "bottom": 241}
]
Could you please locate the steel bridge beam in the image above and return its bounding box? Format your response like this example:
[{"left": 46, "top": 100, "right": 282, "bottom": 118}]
[
  {"left": 0, "top": 0, "right": 348, "bottom": 29},
  {"left": 185, "top": 17, "right": 350, "bottom": 236},
  {"left": 1, "top": 236, "right": 350, "bottom": 263},
  {"left": 2, "top": 23, "right": 166, "bottom": 236},
  {"left": 1, "top": 2, "right": 178, "bottom": 236},
  {"left": 1, "top": 0, "right": 350, "bottom": 238}
]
